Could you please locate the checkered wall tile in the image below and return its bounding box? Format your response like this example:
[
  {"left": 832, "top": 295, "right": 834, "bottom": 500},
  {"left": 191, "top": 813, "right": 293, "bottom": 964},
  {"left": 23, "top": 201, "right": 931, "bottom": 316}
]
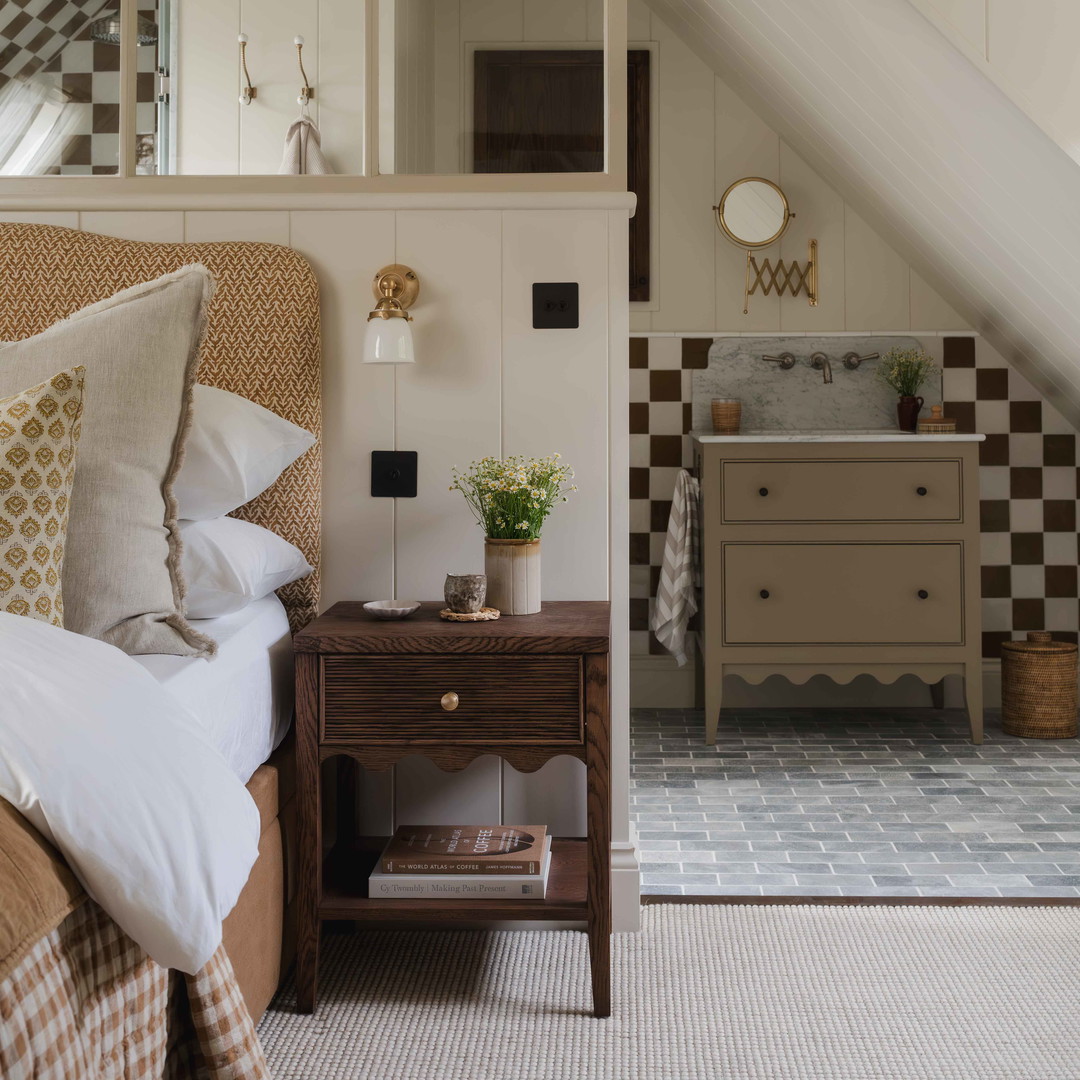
[
  {"left": 2, "top": 1, "right": 158, "bottom": 176},
  {"left": 0, "top": 0, "right": 107, "bottom": 89},
  {"left": 630, "top": 334, "right": 1080, "bottom": 660}
]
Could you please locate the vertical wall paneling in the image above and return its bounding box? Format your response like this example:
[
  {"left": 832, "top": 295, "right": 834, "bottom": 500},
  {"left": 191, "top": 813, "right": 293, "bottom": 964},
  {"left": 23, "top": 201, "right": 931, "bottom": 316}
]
[
  {"left": 393, "top": 210, "right": 503, "bottom": 597},
  {"left": 500, "top": 210, "right": 610, "bottom": 599},
  {"left": 240, "top": 0, "right": 319, "bottom": 175},
  {"left": 393, "top": 207, "right": 502, "bottom": 828},
  {"left": 176, "top": 0, "right": 241, "bottom": 174},
  {"left": 524, "top": 0, "right": 589, "bottom": 43},
  {"left": 459, "top": 0, "right": 525, "bottom": 43},
  {"left": 431, "top": 1, "right": 462, "bottom": 174},
  {"left": 910, "top": 268, "right": 969, "bottom": 330},
  {"left": 318, "top": 0, "right": 366, "bottom": 175},
  {"left": 778, "top": 142, "right": 844, "bottom": 331},
  {"left": 289, "top": 210, "right": 397, "bottom": 607},
  {"left": 0, "top": 213, "right": 79, "bottom": 227},
  {"left": 842, "top": 206, "right": 910, "bottom": 332},
  {"left": 650, "top": 12, "right": 715, "bottom": 331},
  {"left": 713, "top": 76, "right": 781, "bottom": 331},
  {"left": 79, "top": 212, "right": 185, "bottom": 243},
  {"left": 183, "top": 211, "right": 291, "bottom": 244},
  {"left": 499, "top": 207, "right": 611, "bottom": 837}
]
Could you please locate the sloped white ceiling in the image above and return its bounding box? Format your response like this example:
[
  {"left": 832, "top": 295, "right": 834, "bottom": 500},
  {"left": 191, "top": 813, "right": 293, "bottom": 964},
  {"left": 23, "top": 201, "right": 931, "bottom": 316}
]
[{"left": 646, "top": 0, "right": 1080, "bottom": 425}]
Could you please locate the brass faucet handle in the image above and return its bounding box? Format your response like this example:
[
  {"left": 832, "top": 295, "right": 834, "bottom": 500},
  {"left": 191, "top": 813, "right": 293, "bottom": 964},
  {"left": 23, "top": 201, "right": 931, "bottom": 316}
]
[
  {"left": 761, "top": 352, "right": 796, "bottom": 370},
  {"left": 842, "top": 351, "right": 880, "bottom": 370}
]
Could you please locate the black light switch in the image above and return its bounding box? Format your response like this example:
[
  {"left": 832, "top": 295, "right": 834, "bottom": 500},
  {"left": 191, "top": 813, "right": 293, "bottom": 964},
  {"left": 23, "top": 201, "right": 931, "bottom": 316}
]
[
  {"left": 371, "top": 451, "right": 417, "bottom": 498},
  {"left": 532, "top": 282, "right": 579, "bottom": 329}
]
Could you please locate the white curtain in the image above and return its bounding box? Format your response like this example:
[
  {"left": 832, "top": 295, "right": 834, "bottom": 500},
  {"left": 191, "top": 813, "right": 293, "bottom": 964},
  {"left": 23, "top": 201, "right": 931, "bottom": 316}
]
[{"left": 0, "top": 78, "right": 86, "bottom": 176}]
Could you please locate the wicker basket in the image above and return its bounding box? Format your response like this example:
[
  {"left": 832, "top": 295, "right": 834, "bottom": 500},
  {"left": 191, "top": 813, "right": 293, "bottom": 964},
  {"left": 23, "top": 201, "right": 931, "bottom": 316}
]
[
  {"left": 1001, "top": 631, "right": 1078, "bottom": 739},
  {"left": 711, "top": 399, "right": 741, "bottom": 434}
]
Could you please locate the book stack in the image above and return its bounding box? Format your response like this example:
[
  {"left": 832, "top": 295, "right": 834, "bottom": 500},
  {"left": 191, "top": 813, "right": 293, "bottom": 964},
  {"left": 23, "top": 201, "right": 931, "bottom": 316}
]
[{"left": 368, "top": 825, "right": 552, "bottom": 899}]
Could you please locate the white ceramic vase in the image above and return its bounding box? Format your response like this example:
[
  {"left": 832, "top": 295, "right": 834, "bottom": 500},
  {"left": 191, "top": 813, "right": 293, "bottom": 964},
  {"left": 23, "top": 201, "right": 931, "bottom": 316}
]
[{"left": 484, "top": 538, "right": 541, "bottom": 615}]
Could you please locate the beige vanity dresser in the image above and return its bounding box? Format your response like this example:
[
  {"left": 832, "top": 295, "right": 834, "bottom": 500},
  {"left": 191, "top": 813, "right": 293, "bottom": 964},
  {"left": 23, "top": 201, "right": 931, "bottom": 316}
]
[{"left": 693, "top": 430, "right": 986, "bottom": 744}]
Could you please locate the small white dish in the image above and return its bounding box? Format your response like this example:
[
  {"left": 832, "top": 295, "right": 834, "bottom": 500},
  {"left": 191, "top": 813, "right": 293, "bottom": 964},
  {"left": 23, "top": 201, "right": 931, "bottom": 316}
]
[{"left": 363, "top": 600, "right": 421, "bottom": 620}]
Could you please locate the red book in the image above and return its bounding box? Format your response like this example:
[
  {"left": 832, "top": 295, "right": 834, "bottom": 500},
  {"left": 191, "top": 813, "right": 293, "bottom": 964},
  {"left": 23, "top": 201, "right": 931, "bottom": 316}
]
[{"left": 378, "top": 825, "right": 548, "bottom": 875}]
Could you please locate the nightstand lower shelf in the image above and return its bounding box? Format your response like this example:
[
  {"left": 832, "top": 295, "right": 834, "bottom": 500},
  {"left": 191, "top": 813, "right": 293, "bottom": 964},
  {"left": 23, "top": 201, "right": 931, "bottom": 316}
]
[{"left": 321, "top": 836, "right": 587, "bottom": 921}]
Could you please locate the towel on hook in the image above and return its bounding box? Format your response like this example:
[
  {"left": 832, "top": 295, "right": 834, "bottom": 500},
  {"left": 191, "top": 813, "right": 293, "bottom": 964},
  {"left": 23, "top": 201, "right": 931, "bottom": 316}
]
[
  {"left": 279, "top": 115, "right": 332, "bottom": 175},
  {"left": 651, "top": 469, "right": 700, "bottom": 667}
]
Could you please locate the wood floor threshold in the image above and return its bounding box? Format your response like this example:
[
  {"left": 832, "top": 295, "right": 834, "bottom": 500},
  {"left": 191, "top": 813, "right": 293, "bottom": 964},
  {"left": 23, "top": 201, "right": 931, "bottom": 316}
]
[{"left": 642, "top": 895, "right": 1080, "bottom": 907}]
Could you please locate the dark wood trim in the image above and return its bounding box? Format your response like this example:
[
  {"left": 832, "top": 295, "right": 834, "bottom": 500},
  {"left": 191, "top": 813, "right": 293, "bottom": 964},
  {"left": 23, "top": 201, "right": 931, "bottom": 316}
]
[
  {"left": 585, "top": 653, "right": 612, "bottom": 1018},
  {"left": 472, "top": 48, "right": 651, "bottom": 302},
  {"left": 642, "top": 895, "right": 1080, "bottom": 908},
  {"left": 626, "top": 50, "right": 650, "bottom": 302}
]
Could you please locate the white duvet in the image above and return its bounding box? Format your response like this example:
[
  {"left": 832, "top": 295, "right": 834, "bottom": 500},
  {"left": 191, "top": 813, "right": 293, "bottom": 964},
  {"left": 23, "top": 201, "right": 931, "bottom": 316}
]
[{"left": 0, "top": 613, "right": 260, "bottom": 973}]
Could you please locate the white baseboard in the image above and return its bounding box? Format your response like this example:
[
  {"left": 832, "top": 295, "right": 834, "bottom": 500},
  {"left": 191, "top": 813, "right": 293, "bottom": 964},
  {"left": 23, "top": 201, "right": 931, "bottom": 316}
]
[
  {"left": 611, "top": 842, "right": 641, "bottom": 932},
  {"left": 632, "top": 654, "right": 1004, "bottom": 710}
]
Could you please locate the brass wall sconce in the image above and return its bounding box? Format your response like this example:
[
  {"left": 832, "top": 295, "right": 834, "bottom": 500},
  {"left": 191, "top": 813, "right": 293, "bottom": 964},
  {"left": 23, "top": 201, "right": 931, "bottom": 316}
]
[
  {"left": 363, "top": 265, "right": 420, "bottom": 364},
  {"left": 713, "top": 177, "right": 818, "bottom": 315}
]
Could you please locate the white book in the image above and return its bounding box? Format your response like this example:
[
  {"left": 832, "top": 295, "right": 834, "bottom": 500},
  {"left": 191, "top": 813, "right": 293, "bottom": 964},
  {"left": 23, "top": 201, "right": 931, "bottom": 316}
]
[{"left": 368, "top": 837, "right": 552, "bottom": 899}]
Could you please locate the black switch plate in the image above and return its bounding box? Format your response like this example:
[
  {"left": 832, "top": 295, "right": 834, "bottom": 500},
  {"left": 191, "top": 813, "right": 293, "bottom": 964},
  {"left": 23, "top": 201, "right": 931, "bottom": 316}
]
[
  {"left": 532, "top": 282, "right": 579, "bottom": 329},
  {"left": 371, "top": 451, "right": 417, "bottom": 498}
]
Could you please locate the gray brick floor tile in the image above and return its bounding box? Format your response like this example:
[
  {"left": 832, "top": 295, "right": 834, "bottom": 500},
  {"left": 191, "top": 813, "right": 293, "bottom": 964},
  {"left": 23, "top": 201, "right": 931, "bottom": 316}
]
[{"left": 633, "top": 707, "right": 1080, "bottom": 898}]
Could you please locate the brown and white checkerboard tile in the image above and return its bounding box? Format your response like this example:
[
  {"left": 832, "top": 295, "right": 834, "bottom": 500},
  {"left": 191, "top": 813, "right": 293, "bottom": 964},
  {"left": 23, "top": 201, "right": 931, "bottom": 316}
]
[
  {"left": 2, "top": 1, "right": 158, "bottom": 175},
  {"left": 630, "top": 334, "right": 1080, "bottom": 660}
]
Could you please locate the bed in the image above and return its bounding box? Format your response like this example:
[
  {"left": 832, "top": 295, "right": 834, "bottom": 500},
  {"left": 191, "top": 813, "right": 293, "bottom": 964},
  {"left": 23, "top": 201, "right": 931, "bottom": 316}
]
[{"left": 0, "top": 223, "right": 321, "bottom": 1078}]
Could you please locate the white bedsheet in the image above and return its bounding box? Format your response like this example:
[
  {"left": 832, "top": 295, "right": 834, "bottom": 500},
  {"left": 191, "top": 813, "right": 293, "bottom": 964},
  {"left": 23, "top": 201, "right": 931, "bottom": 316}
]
[
  {"left": 0, "top": 613, "right": 260, "bottom": 973},
  {"left": 133, "top": 594, "right": 293, "bottom": 783}
]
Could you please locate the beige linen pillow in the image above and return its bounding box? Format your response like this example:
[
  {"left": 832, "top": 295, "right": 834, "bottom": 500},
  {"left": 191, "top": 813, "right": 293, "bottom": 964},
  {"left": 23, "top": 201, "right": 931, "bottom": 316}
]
[
  {"left": 0, "top": 266, "right": 215, "bottom": 656},
  {"left": 0, "top": 367, "right": 84, "bottom": 626}
]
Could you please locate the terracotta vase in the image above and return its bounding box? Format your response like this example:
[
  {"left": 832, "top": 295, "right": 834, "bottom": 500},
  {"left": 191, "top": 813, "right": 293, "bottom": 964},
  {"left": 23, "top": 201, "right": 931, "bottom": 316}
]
[
  {"left": 897, "top": 395, "right": 924, "bottom": 432},
  {"left": 484, "top": 538, "right": 541, "bottom": 615}
]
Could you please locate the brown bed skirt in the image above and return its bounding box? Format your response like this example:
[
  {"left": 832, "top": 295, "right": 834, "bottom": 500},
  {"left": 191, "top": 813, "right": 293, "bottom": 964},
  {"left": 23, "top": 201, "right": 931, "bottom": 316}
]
[{"left": 225, "top": 738, "right": 296, "bottom": 1023}]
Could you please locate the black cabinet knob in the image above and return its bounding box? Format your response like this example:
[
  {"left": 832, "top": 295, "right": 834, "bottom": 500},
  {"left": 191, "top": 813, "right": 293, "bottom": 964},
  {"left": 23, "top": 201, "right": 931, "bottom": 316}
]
[
  {"left": 759, "top": 487, "right": 769, "bottom": 497},
  {"left": 917, "top": 589, "right": 929, "bottom": 599},
  {"left": 916, "top": 486, "right": 928, "bottom": 496},
  {"left": 759, "top": 589, "right": 770, "bottom": 599}
]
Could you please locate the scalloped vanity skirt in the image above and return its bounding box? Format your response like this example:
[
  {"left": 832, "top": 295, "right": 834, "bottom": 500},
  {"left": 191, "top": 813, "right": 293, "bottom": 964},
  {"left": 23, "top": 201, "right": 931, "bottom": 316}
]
[{"left": 259, "top": 904, "right": 1080, "bottom": 1079}]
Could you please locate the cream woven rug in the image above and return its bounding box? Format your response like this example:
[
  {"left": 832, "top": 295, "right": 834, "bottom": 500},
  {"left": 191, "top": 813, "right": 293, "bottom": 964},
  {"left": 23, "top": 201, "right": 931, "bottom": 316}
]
[{"left": 258, "top": 904, "right": 1080, "bottom": 1080}]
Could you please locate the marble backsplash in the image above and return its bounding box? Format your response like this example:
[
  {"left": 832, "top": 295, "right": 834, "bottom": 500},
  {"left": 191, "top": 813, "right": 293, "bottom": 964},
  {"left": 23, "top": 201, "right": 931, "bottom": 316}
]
[{"left": 691, "top": 336, "right": 943, "bottom": 431}]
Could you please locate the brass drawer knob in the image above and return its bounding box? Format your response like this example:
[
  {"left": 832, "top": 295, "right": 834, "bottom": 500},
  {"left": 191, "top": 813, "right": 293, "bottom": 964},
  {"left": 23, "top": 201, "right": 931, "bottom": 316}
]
[{"left": 440, "top": 691, "right": 460, "bottom": 711}]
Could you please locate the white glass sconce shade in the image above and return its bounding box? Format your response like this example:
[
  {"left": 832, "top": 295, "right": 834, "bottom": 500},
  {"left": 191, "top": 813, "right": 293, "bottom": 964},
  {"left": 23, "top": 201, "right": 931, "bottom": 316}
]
[{"left": 363, "top": 316, "right": 415, "bottom": 364}]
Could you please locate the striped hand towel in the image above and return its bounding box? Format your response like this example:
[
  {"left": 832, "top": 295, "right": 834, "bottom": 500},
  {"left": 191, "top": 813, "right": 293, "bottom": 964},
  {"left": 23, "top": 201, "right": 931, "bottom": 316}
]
[{"left": 651, "top": 469, "right": 700, "bottom": 666}]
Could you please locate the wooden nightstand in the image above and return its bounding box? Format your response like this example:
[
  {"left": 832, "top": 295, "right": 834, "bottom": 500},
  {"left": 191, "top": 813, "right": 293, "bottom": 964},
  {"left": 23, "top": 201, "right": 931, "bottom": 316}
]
[{"left": 293, "top": 600, "right": 611, "bottom": 1017}]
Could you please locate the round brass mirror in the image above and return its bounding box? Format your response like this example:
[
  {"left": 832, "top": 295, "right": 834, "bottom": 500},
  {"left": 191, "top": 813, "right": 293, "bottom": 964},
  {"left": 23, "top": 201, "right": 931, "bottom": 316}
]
[{"left": 714, "top": 177, "right": 791, "bottom": 249}]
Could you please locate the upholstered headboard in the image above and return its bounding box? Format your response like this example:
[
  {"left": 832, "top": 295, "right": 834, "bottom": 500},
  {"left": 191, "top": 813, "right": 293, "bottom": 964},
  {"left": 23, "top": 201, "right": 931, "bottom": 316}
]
[{"left": 0, "top": 222, "right": 321, "bottom": 632}]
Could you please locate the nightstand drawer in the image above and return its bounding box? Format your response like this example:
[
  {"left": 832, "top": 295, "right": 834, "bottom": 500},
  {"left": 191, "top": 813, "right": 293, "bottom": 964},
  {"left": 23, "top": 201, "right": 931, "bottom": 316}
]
[
  {"left": 722, "top": 458, "right": 962, "bottom": 523},
  {"left": 722, "top": 542, "right": 964, "bottom": 645},
  {"left": 321, "top": 655, "right": 583, "bottom": 744}
]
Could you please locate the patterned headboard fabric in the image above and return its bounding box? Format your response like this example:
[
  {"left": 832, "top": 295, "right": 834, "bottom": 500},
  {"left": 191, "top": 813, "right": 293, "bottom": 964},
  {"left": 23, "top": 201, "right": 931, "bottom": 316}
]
[{"left": 0, "top": 222, "right": 321, "bottom": 632}]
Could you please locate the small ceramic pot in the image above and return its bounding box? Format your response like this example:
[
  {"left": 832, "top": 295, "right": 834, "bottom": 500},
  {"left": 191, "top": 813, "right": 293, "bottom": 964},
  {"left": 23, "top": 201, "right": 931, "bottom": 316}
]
[
  {"left": 897, "top": 395, "right": 924, "bottom": 432},
  {"left": 485, "top": 538, "right": 541, "bottom": 615},
  {"left": 443, "top": 573, "right": 486, "bottom": 614}
]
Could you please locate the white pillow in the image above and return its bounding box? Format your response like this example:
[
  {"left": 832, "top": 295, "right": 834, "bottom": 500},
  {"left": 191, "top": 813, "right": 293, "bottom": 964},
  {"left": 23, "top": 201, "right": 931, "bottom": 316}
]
[
  {"left": 180, "top": 517, "right": 312, "bottom": 618},
  {"left": 176, "top": 384, "right": 316, "bottom": 521}
]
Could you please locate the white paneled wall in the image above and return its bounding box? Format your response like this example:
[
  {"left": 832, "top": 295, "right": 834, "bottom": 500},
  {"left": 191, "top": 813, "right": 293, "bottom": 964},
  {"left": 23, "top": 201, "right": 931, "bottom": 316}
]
[
  {"left": 2, "top": 204, "right": 628, "bottom": 882},
  {"left": 631, "top": 0, "right": 969, "bottom": 334},
  {"left": 176, "top": 0, "right": 365, "bottom": 174},
  {"left": 912, "top": 0, "right": 1080, "bottom": 165}
]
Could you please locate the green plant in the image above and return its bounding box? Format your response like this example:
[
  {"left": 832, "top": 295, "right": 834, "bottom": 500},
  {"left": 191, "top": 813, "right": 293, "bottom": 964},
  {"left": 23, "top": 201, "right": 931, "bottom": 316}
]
[
  {"left": 877, "top": 347, "right": 937, "bottom": 397},
  {"left": 450, "top": 454, "right": 576, "bottom": 540}
]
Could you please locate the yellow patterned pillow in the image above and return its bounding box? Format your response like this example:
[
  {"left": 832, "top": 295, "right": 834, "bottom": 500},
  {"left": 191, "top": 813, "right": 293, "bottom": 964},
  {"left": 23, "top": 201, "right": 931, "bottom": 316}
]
[{"left": 0, "top": 368, "right": 84, "bottom": 626}]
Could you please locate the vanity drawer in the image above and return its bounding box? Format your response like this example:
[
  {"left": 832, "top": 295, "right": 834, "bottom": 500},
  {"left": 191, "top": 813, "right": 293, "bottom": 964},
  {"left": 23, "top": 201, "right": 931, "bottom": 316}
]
[
  {"left": 722, "top": 459, "right": 962, "bottom": 523},
  {"left": 722, "top": 542, "right": 964, "bottom": 645},
  {"left": 321, "top": 655, "right": 583, "bottom": 744}
]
